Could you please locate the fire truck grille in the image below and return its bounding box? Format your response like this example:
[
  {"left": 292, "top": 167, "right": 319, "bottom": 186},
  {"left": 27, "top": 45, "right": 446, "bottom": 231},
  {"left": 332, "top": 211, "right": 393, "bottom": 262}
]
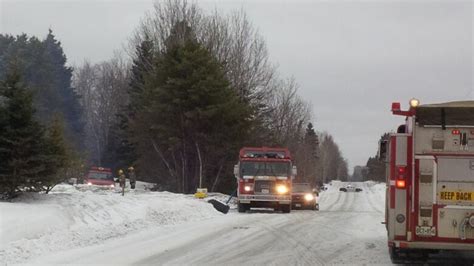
[{"left": 254, "top": 180, "right": 275, "bottom": 194}]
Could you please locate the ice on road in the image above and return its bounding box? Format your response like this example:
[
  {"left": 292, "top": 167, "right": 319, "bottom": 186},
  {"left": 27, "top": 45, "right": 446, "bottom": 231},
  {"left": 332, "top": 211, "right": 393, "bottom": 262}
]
[{"left": 27, "top": 181, "right": 391, "bottom": 265}]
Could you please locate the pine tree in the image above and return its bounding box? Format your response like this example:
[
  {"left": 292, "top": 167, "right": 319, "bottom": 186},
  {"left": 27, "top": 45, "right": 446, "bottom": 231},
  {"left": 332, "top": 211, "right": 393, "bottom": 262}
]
[
  {"left": 297, "top": 123, "right": 320, "bottom": 185},
  {"left": 129, "top": 35, "right": 154, "bottom": 115},
  {"left": 0, "top": 71, "right": 49, "bottom": 198},
  {"left": 305, "top": 123, "right": 319, "bottom": 159},
  {"left": 133, "top": 21, "right": 251, "bottom": 192},
  {"left": 0, "top": 31, "right": 84, "bottom": 151},
  {"left": 105, "top": 37, "right": 155, "bottom": 171},
  {"left": 365, "top": 133, "right": 390, "bottom": 182},
  {"left": 41, "top": 29, "right": 84, "bottom": 149},
  {"left": 41, "top": 114, "right": 69, "bottom": 193}
]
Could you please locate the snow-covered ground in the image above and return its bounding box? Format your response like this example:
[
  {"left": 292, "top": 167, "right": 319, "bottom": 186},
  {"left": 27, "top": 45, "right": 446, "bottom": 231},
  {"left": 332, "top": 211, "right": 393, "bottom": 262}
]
[
  {"left": 1, "top": 181, "right": 390, "bottom": 265},
  {"left": 0, "top": 182, "right": 223, "bottom": 265}
]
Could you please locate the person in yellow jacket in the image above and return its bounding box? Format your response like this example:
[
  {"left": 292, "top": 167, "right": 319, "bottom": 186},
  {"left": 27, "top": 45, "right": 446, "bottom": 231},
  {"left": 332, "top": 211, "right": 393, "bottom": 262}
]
[{"left": 118, "top": 169, "right": 126, "bottom": 196}]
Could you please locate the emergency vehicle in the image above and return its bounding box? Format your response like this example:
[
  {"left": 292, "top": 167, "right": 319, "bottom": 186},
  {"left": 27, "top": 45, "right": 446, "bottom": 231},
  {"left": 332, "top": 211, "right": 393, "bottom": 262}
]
[
  {"left": 380, "top": 99, "right": 474, "bottom": 263},
  {"left": 84, "top": 167, "right": 115, "bottom": 188},
  {"left": 234, "top": 147, "right": 297, "bottom": 213}
]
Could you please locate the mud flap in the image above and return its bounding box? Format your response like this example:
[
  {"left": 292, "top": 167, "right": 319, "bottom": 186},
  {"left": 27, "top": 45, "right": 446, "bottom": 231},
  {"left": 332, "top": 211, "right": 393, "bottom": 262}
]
[{"left": 208, "top": 199, "right": 230, "bottom": 214}]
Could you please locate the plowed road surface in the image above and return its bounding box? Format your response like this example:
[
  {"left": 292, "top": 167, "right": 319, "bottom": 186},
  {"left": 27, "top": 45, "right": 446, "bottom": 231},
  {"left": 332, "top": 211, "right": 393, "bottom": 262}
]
[{"left": 35, "top": 181, "right": 393, "bottom": 265}]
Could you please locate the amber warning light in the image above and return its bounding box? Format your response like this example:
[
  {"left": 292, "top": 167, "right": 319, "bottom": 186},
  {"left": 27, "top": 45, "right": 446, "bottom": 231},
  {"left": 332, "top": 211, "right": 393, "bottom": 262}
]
[{"left": 396, "top": 180, "right": 406, "bottom": 189}]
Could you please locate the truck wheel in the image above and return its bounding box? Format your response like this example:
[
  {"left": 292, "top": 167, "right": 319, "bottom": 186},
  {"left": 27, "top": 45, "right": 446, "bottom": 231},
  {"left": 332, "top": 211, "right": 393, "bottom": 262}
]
[
  {"left": 281, "top": 205, "right": 291, "bottom": 213},
  {"left": 238, "top": 202, "right": 248, "bottom": 213},
  {"left": 389, "top": 247, "right": 404, "bottom": 264},
  {"left": 389, "top": 247, "right": 427, "bottom": 264}
]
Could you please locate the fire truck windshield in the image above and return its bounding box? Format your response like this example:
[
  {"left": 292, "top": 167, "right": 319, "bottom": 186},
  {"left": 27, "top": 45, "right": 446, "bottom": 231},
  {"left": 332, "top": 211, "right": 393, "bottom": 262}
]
[
  {"left": 88, "top": 172, "right": 113, "bottom": 180},
  {"left": 241, "top": 162, "right": 290, "bottom": 177}
]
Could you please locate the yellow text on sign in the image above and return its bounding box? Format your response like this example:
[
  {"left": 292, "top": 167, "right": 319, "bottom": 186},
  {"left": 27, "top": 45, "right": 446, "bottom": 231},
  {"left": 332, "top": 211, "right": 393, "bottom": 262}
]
[{"left": 439, "top": 191, "right": 474, "bottom": 201}]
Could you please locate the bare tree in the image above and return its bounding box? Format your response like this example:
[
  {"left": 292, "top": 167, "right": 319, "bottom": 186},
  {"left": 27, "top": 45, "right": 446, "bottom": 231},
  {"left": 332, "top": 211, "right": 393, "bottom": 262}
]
[
  {"left": 131, "top": 0, "right": 275, "bottom": 108},
  {"left": 317, "top": 133, "right": 348, "bottom": 183},
  {"left": 125, "top": 0, "right": 325, "bottom": 193},
  {"left": 266, "top": 77, "right": 312, "bottom": 149},
  {"left": 73, "top": 56, "right": 130, "bottom": 165}
]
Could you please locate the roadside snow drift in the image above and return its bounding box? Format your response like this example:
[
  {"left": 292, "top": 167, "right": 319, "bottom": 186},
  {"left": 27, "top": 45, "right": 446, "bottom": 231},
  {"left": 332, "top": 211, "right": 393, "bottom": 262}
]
[{"left": 0, "top": 183, "right": 223, "bottom": 264}]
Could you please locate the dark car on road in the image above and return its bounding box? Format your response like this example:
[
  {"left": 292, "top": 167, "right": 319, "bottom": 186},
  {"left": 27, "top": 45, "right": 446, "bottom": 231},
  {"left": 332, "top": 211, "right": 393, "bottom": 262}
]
[
  {"left": 339, "top": 184, "right": 362, "bottom": 192},
  {"left": 291, "top": 183, "right": 319, "bottom": 210}
]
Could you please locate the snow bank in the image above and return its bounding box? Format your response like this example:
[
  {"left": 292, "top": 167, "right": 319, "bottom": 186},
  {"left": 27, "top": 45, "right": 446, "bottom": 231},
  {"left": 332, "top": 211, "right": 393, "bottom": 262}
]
[{"left": 0, "top": 183, "right": 223, "bottom": 264}]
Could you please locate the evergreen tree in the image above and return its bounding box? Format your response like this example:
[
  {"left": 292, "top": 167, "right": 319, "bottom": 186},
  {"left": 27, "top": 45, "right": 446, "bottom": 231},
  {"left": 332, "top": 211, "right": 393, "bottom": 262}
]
[
  {"left": 0, "top": 72, "right": 49, "bottom": 198},
  {"left": 365, "top": 133, "right": 390, "bottom": 182},
  {"left": 133, "top": 21, "right": 251, "bottom": 192},
  {"left": 106, "top": 37, "right": 155, "bottom": 171},
  {"left": 297, "top": 123, "right": 320, "bottom": 185},
  {"left": 41, "top": 114, "right": 69, "bottom": 193},
  {"left": 40, "top": 29, "right": 84, "bottom": 149},
  {"left": 129, "top": 35, "right": 154, "bottom": 115},
  {"left": 0, "top": 31, "right": 84, "bottom": 151},
  {"left": 305, "top": 123, "right": 319, "bottom": 159}
]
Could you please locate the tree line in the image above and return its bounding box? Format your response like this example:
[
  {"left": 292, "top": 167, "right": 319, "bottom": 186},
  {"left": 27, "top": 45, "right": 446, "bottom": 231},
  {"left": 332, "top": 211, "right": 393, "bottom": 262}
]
[
  {"left": 0, "top": 0, "right": 349, "bottom": 198},
  {"left": 0, "top": 31, "right": 81, "bottom": 198},
  {"left": 352, "top": 133, "right": 389, "bottom": 182}
]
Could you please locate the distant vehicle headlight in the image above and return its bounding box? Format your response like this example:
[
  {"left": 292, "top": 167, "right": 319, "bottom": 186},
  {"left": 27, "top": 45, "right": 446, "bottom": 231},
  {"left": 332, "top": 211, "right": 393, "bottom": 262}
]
[
  {"left": 87, "top": 182, "right": 92, "bottom": 186},
  {"left": 276, "top": 185, "right": 289, "bottom": 194},
  {"left": 110, "top": 184, "right": 115, "bottom": 188},
  {"left": 244, "top": 185, "right": 252, "bottom": 192},
  {"left": 304, "top": 193, "right": 314, "bottom": 201}
]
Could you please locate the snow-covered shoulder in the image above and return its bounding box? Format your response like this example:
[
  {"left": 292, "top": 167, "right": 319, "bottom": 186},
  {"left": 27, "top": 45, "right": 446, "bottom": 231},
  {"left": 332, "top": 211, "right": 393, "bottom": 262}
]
[{"left": 0, "top": 183, "right": 223, "bottom": 264}]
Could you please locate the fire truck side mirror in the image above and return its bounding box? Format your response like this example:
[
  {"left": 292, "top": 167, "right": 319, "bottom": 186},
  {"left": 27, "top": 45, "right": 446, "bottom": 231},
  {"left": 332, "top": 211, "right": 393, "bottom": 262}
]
[
  {"left": 378, "top": 140, "right": 388, "bottom": 161},
  {"left": 233, "top": 164, "right": 239, "bottom": 178},
  {"left": 292, "top": 166, "right": 297, "bottom": 179}
]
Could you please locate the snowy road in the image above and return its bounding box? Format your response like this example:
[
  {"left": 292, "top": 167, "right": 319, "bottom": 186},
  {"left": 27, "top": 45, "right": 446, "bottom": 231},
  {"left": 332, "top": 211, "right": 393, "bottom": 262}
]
[{"left": 32, "top": 181, "right": 392, "bottom": 265}]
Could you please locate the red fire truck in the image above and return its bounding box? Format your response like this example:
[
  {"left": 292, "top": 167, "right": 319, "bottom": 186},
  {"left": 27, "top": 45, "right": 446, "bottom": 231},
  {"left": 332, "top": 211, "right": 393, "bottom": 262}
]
[
  {"left": 234, "top": 147, "right": 297, "bottom": 213},
  {"left": 381, "top": 99, "right": 474, "bottom": 263},
  {"left": 84, "top": 166, "right": 115, "bottom": 188}
]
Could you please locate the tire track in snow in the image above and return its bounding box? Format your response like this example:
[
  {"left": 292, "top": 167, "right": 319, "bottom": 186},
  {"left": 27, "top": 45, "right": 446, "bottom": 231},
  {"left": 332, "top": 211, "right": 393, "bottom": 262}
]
[
  {"left": 364, "top": 183, "right": 385, "bottom": 214},
  {"left": 258, "top": 216, "right": 326, "bottom": 265}
]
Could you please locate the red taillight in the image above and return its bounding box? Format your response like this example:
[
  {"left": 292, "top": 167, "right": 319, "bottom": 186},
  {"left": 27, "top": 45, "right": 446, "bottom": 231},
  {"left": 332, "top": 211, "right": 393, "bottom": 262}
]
[
  {"left": 452, "top": 129, "right": 461, "bottom": 135},
  {"left": 395, "top": 166, "right": 407, "bottom": 189},
  {"left": 397, "top": 166, "right": 406, "bottom": 174},
  {"left": 396, "top": 180, "right": 406, "bottom": 188}
]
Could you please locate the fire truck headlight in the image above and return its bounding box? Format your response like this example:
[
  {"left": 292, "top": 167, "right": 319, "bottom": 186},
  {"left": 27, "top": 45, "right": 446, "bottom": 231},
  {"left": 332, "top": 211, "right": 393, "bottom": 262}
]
[
  {"left": 276, "top": 185, "right": 289, "bottom": 194},
  {"left": 87, "top": 182, "right": 92, "bottom": 186},
  {"left": 409, "top": 98, "right": 420, "bottom": 108},
  {"left": 244, "top": 185, "right": 252, "bottom": 192},
  {"left": 304, "top": 193, "right": 314, "bottom": 201}
]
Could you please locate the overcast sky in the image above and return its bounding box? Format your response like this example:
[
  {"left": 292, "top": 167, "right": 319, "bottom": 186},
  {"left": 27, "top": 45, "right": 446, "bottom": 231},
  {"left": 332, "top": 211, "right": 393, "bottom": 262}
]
[{"left": 1, "top": 0, "right": 473, "bottom": 171}]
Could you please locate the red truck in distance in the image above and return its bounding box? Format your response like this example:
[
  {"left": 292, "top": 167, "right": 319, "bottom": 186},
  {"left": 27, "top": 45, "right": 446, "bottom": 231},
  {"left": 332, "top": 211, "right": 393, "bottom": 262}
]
[{"left": 85, "top": 167, "right": 115, "bottom": 188}]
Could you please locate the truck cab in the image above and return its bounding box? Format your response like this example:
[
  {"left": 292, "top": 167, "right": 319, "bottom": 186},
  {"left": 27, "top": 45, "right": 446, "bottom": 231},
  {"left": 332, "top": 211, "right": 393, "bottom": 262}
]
[
  {"left": 85, "top": 167, "right": 115, "bottom": 188},
  {"left": 234, "top": 147, "right": 297, "bottom": 213}
]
